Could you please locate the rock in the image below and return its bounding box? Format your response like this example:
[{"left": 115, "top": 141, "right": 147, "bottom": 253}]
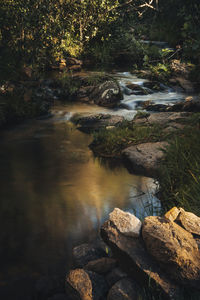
[
  {"left": 101, "top": 219, "right": 180, "bottom": 299},
  {"left": 170, "top": 60, "right": 190, "bottom": 77},
  {"left": 109, "top": 208, "right": 142, "bottom": 238},
  {"left": 105, "top": 267, "right": 127, "bottom": 287},
  {"left": 147, "top": 112, "right": 189, "bottom": 124},
  {"left": 68, "top": 65, "right": 82, "bottom": 72},
  {"left": 73, "top": 243, "right": 107, "bottom": 268},
  {"left": 145, "top": 101, "right": 200, "bottom": 113},
  {"left": 122, "top": 141, "right": 168, "bottom": 177},
  {"left": 178, "top": 208, "right": 200, "bottom": 236},
  {"left": 73, "top": 114, "right": 124, "bottom": 133},
  {"left": 145, "top": 104, "right": 170, "bottom": 112},
  {"left": 84, "top": 257, "right": 117, "bottom": 274},
  {"left": 76, "top": 86, "right": 95, "bottom": 102},
  {"left": 91, "top": 80, "right": 123, "bottom": 108},
  {"left": 126, "top": 83, "right": 150, "bottom": 95},
  {"left": 66, "top": 269, "right": 108, "bottom": 300},
  {"left": 107, "top": 278, "right": 142, "bottom": 300},
  {"left": 163, "top": 122, "right": 185, "bottom": 133},
  {"left": 133, "top": 112, "right": 190, "bottom": 126},
  {"left": 142, "top": 216, "right": 200, "bottom": 289},
  {"left": 143, "top": 81, "right": 166, "bottom": 91},
  {"left": 164, "top": 207, "right": 181, "bottom": 222},
  {"left": 66, "top": 57, "right": 83, "bottom": 66}
]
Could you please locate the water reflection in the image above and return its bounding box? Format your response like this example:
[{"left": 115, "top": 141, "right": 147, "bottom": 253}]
[{"left": 0, "top": 118, "right": 159, "bottom": 284}]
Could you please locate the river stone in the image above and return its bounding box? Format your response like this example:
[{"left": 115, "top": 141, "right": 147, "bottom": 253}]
[
  {"left": 73, "top": 243, "right": 107, "bottom": 268},
  {"left": 125, "top": 83, "right": 149, "bottom": 95},
  {"left": 91, "top": 80, "right": 123, "bottom": 108},
  {"left": 107, "top": 278, "right": 142, "bottom": 300},
  {"left": 122, "top": 142, "right": 168, "bottom": 177},
  {"left": 66, "top": 269, "right": 108, "bottom": 300},
  {"left": 178, "top": 208, "right": 200, "bottom": 235},
  {"left": 101, "top": 219, "right": 180, "bottom": 299},
  {"left": 109, "top": 208, "right": 141, "bottom": 238},
  {"left": 142, "top": 216, "right": 200, "bottom": 289},
  {"left": 164, "top": 207, "right": 181, "bottom": 222},
  {"left": 73, "top": 114, "right": 124, "bottom": 133},
  {"left": 84, "top": 257, "right": 117, "bottom": 274},
  {"left": 105, "top": 267, "right": 127, "bottom": 287}
]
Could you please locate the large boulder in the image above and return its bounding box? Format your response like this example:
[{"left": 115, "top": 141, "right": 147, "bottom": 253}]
[
  {"left": 107, "top": 278, "right": 142, "bottom": 300},
  {"left": 142, "top": 216, "right": 200, "bottom": 289},
  {"left": 72, "top": 114, "right": 124, "bottom": 133},
  {"left": 101, "top": 213, "right": 180, "bottom": 299},
  {"left": 90, "top": 80, "right": 123, "bottom": 108},
  {"left": 66, "top": 269, "right": 108, "bottom": 300},
  {"left": 134, "top": 112, "right": 190, "bottom": 125},
  {"left": 122, "top": 141, "right": 168, "bottom": 177}
]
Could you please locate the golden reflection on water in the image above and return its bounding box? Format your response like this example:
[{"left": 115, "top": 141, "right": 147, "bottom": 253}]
[{"left": 0, "top": 118, "right": 158, "bottom": 281}]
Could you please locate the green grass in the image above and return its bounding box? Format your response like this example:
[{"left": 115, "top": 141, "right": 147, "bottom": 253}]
[
  {"left": 158, "top": 126, "right": 200, "bottom": 216},
  {"left": 91, "top": 113, "right": 200, "bottom": 218},
  {"left": 90, "top": 121, "right": 168, "bottom": 157}
]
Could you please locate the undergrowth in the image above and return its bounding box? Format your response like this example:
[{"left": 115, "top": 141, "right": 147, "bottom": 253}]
[
  {"left": 91, "top": 121, "right": 168, "bottom": 157},
  {"left": 158, "top": 126, "right": 200, "bottom": 216}
]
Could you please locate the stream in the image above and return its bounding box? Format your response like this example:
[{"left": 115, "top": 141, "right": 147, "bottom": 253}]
[{"left": 0, "top": 71, "right": 186, "bottom": 298}]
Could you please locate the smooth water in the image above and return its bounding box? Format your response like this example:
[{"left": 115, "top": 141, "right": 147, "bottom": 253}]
[
  {"left": 0, "top": 110, "right": 159, "bottom": 289},
  {"left": 0, "top": 71, "right": 185, "bottom": 296}
]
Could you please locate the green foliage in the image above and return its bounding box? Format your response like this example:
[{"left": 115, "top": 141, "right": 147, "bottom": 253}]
[
  {"left": 58, "top": 72, "right": 81, "bottom": 97},
  {"left": 0, "top": 90, "right": 49, "bottom": 128},
  {"left": 91, "top": 121, "right": 166, "bottom": 157},
  {"left": 159, "top": 125, "right": 200, "bottom": 216},
  {"left": 148, "top": 63, "right": 171, "bottom": 82}
]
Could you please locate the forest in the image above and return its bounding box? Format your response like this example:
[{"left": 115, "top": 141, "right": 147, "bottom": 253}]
[
  {"left": 1, "top": 0, "right": 200, "bottom": 74},
  {"left": 1, "top": 1, "right": 200, "bottom": 300}
]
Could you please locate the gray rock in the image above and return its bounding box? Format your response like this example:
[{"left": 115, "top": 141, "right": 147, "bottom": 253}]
[
  {"left": 109, "top": 208, "right": 142, "bottom": 238},
  {"left": 73, "top": 243, "right": 107, "bottom": 268},
  {"left": 101, "top": 219, "right": 180, "bottom": 299},
  {"left": 122, "top": 141, "right": 168, "bottom": 177},
  {"left": 107, "top": 278, "right": 142, "bottom": 300},
  {"left": 134, "top": 112, "right": 191, "bottom": 125},
  {"left": 142, "top": 216, "right": 200, "bottom": 289},
  {"left": 126, "top": 83, "right": 150, "bottom": 95},
  {"left": 73, "top": 114, "right": 124, "bottom": 133},
  {"left": 91, "top": 80, "right": 123, "bottom": 108}
]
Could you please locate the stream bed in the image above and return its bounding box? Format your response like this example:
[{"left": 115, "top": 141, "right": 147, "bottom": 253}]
[{"left": 0, "top": 71, "right": 186, "bottom": 298}]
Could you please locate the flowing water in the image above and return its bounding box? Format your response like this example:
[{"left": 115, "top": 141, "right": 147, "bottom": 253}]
[{"left": 0, "top": 71, "right": 186, "bottom": 298}]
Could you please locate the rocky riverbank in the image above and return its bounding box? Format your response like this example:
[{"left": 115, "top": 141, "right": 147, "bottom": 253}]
[{"left": 65, "top": 207, "right": 200, "bottom": 300}]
